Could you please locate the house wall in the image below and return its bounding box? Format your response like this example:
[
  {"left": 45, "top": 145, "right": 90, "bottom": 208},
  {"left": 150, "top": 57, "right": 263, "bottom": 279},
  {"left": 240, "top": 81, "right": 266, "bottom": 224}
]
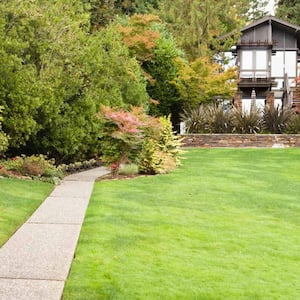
[
  {"left": 240, "top": 24, "right": 270, "bottom": 44},
  {"left": 237, "top": 20, "right": 299, "bottom": 111}
]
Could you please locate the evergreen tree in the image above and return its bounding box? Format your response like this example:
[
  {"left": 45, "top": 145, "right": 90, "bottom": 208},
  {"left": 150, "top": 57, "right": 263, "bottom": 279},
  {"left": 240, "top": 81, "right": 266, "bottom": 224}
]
[{"left": 276, "top": 0, "right": 300, "bottom": 24}]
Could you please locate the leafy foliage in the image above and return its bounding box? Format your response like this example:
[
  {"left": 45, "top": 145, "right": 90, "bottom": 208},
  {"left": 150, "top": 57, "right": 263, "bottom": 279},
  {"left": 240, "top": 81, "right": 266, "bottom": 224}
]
[
  {"left": 181, "top": 104, "right": 234, "bottom": 133},
  {"left": 232, "top": 107, "right": 264, "bottom": 134},
  {"left": 180, "top": 106, "right": 208, "bottom": 133},
  {"left": 263, "top": 105, "right": 293, "bottom": 133},
  {"left": 0, "top": 1, "right": 149, "bottom": 162},
  {"left": 286, "top": 113, "right": 300, "bottom": 133},
  {"left": 159, "top": 0, "right": 246, "bottom": 60},
  {"left": 98, "top": 106, "right": 144, "bottom": 176},
  {"left": 0, "top": 106, "right": 8, "bottom": 155},
  {"left": 206, "top": 104, "right": 234, "bottom": 133},
  {"left": 0, "top": 155, "right": 63, "bottom": 182},
  {"left": 82, "top": 0, "right": 161, "bottom": 29},
  {"left": 138, "top": 115, "right": 182, "bottom": 174},
  {"left": 173, "top": 57, "right": 237, "bottom": 107},
  {"left": 276, "top": 0, "right": 300, "bottom": 25},
  {"left": 99, "top": 106, "right": 182, "bottom": 175}
]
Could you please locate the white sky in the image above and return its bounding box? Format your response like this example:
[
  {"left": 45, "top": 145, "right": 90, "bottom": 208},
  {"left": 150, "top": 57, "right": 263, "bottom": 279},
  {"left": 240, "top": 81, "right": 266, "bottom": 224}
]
[{"left": 265, "top": 0, "right": 276, "bottom": 15}]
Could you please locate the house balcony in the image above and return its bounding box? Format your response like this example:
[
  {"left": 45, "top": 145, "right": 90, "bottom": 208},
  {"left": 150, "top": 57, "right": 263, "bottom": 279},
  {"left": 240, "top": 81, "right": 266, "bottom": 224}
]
[
  {"left": 238, "top": 77, "right": 276, "bottom": 88},
  {"left": 238, "top": 71, "right": 276, "bottom": 88}
]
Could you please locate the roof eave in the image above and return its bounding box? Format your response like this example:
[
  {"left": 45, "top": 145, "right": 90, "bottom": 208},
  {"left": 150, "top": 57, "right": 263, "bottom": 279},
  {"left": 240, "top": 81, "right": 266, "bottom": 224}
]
[{"left": 242, "top": 15, "right": 300, "bottom": 32}]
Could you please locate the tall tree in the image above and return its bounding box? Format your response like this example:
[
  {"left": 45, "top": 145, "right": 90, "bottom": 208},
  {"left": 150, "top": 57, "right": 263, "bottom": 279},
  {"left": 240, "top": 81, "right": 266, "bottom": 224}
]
[
  {"left": 82, "top": 0, "right": 161, "bottom": 29},
  {"left": 244, "top": 0, "right": 269, "bottom": 21},
  {"left": 159, "top": 0, "right": 246, "bottom": 60},
  {"left": 0, "top": 0, "right": 149, "bottom": 161},
  {"left": 276, "top": 0, "right": 300, "bottom": 24}
]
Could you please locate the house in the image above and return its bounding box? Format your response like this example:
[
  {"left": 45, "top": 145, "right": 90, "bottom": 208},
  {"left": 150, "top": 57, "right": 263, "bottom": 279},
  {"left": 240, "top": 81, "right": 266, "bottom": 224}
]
[{"left": 233, "top": 16, "right": 300, "bottom": 113}]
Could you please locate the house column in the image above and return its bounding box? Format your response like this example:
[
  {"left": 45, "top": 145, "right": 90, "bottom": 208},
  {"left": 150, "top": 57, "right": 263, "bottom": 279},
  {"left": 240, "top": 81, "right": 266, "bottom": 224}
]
[
  {"left": 234, "top": 92, "right": 243, "bottom": 110},
  {"left": 266, "top": 92, "right": 274, "bottom": 107}
]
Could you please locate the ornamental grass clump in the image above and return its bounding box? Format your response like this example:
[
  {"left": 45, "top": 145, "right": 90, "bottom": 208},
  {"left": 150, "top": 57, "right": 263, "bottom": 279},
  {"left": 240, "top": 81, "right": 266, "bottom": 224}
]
[
  {"left": 263, "top": 105, "right": 293, "bottom": 133},
  {"left": 286, "top": 113, "right": 300, "bottom": 133},
  {"left": 180, "top": 106, "right": 207, "bottom": 133},
  {"left": 232, "top": 106, "right": 263, "bottom": 134},
  {"left": 206, "top": 104, "right": 234, "bottom": 133}
]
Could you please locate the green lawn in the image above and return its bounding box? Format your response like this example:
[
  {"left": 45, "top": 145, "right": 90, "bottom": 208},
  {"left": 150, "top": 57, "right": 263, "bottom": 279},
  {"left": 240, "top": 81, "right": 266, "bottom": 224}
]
[
  {"left": 0, "top": 178, "right": 53, "bottom": 247},
  {"left": 63, "top": 148, "right": 300, "bottom": 300}
]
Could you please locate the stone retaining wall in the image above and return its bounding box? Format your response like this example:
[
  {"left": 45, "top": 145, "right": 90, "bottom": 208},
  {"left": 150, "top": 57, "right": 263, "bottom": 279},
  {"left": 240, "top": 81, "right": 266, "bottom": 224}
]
[{"left": 180, "top": 134, "right": 300, "bottom": 148}]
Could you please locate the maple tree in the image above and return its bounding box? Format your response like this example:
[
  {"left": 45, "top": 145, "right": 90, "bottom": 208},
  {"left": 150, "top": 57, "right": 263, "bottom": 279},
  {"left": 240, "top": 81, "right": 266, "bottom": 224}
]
[{"left": 172, "top": 56, "right": 237, "bottom": 106}]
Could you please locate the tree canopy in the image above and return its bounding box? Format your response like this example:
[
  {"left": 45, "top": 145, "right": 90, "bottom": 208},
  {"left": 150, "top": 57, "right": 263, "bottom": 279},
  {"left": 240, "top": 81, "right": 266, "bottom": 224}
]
[
  {"left": 0, "top": 0, "right": 260, "bottom": 161},
  {"left": 276, "top": 0, "right": 300, "bottom": 25}
]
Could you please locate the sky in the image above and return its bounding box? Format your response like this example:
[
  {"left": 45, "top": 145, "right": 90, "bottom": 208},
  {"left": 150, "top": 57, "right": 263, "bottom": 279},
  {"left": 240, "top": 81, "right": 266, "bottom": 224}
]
[{"left": 265, "top": 0, "right": 276, "bottom": 15}]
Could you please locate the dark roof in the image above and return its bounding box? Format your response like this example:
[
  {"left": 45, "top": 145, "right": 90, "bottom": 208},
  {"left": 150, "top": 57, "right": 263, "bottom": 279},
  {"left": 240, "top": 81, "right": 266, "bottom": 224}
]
[{"left": 242, "top": 15, "right": 300, "bottom": 32}]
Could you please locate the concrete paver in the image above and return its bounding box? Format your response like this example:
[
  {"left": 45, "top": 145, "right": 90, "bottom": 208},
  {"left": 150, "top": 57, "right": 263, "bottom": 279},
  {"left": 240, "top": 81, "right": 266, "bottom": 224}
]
[
  {"left": 0, "top": 223, "right": 81, "bottom": 280},
  {"left": 0, "top": 279, "right": 64, "bottom": 300},
  {"left": 28, "top": 196, "right": 90, "bottom": 224},
  {"left": 0, "top": 166, "right": 109, "bottom": 300}
]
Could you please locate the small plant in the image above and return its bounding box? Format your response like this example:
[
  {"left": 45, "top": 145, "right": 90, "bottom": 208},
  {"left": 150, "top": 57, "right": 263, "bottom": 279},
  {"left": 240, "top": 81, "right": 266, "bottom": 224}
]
[
  {"left": 138, "top": 115, "right": 182, "bottom": 174},
  {"left": 286, "top": 113, "right": 300, "bottom": 133},
  {"left": 180, "top": 106, "right": 207, "bottom": 133},
  {"left": 233, "top": 107, "right": 263, "bottom": 134},
  {"left": 263, "top": 105, "right": 293, "bottom": 133},
  {"left": 119, "top": 164, "right": 139, "bottom": 176},
  {"left": 1, "top": 155, "right": 63, "bottom": 182},
  {"left": 98, "top": 106, "right": 145, "bottom": 176},
  {"left": 206, "top": 104, "right": 234, "bottom": 133}
]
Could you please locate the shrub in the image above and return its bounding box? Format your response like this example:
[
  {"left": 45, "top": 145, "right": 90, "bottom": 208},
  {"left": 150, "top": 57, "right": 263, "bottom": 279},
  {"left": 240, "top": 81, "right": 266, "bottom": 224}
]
[
  {"left": 2, "top": 155, "right": 63, "bottom": 180},
  {"left": 0, "top": 106, "right": 8, "bottom": 155},
  {"left": 138, "top": 115, "right": 182, "bottom": 174},
  {"left": 98, "top": 106, "right": 145, "bottom": 176},
  {"left": 233, "top": 107, "right": 263, "bottom": 134},
  {"left": 286, "top": 113, "right": 300, "bottom": 133},
  {"left": 206, "top": 104, "right": 234, "bottom": 133},
  {"left": 180, "top": 104, "right": 234, "bottom": 134},
  {"left": 119, "top": 164, "right": 139, "bottom": 176},
  {"left": 263, "top": 105, "right": 293, "bottom": 133},
  {"left": 99, "top": 106, "right": 182, "bottom": 176},
  {"left": 180, "top": 106, "right": 207, "bottom": 133}
]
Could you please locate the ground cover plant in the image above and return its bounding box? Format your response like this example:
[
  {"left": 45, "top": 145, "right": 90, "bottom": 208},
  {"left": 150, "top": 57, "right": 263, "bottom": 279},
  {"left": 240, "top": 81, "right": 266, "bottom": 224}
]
[
  {"left": 0, "top": 178, "right": 53, "bottom": 247},
  {"left": 63, "top": 148, "right": 300, "bottom": 299}
]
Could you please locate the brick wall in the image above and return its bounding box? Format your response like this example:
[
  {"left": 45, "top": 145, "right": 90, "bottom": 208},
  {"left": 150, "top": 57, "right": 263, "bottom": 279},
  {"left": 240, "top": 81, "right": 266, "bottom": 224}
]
[{"left": 180, "top": 134, "right": 300, "bottom": 148}]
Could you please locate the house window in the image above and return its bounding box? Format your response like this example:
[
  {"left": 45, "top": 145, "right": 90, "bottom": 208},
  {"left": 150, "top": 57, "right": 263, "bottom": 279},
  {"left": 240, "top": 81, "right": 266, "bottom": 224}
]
[
  {"left": 271, "top": 51, "right": 296, "bottom": 78},
  {"left": 240, "top": 50, "right": 268, "bottom": 78}
]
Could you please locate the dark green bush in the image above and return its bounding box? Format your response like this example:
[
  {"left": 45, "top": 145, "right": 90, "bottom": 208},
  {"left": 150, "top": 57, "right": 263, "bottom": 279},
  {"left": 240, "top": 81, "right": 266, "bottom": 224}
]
[
  {"left": 286, "top": 113, "right": 300, "bottom": 133},
  {"left": 206, "top": 104, "right": 234, "bottom": 133},
  {"left": 180, "top": 106, "right": 207, "bottom": 133},
  {"left": 263, "top": 105, "right": 293, "bottom": 133},
  {"left": 232, "top": 107, "right": 264, "bottom": 134}
]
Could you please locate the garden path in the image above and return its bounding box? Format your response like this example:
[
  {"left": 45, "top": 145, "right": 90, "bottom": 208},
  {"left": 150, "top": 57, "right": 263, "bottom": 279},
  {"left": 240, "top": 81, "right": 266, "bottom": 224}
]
[{"left": 0, "top": 166, "right": 109, "bottom": 300}]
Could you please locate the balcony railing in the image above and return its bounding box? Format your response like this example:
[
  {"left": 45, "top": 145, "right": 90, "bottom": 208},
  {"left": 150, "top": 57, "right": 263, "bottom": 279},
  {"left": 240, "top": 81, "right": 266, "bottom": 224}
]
[{"left": 238, "top": 76, "right": 276, "bottom": 88}]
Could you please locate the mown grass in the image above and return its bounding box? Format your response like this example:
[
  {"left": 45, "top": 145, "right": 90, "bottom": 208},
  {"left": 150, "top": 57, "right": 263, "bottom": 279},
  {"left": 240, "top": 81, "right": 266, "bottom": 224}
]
[
  {"left": 0, "top": 178, "right": 53, "bottom": 247},
  {"left": 63, "top": 148, "right": 300, "bottom": 299}
]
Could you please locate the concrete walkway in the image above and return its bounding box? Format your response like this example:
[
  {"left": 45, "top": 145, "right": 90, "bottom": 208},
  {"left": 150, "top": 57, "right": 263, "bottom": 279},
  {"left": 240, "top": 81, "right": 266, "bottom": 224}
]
[{"left": 0, "top": 167, "right": 109, "bottom": 300}]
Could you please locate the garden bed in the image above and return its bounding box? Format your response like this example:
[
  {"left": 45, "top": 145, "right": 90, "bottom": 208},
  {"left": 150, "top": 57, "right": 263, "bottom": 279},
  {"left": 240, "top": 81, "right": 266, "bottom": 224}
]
[{"left": 180, "top": 133, "right": 300, "bottom": 148}]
